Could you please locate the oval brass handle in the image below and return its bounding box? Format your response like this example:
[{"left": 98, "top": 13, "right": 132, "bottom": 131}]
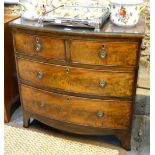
[
  {"left": 97, "top": 111, "right": 104, "bottom": 118},
  {"left": 99, "top": 50, "right": 107, "bottom": 59},
  {"left": 99, "top": 80, "right": 106, "bottom": 88},
  {"left": 36, "top": 71, "right": 44, "bottom": 79},
  {"left": 66, "top": 67, "right": 70, "bottom": 74},
  {"left": 39, "top": 101, "right": 45, "bottom": 108},
  {"left": 35, "top": 37, "right": 42, "bottom": 52},
  {"left": 67, "top": 97, "right": 71, "bottom": 103},
  {"left": 35, "top": 43, "right": 42, "bottom": 52}
]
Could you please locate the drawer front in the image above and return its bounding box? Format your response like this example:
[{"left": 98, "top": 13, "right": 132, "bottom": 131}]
[
  {"left": 70, "top": 40, "right": 138, "bottom": 66},
  {"left": 14, "top": 32, "right": 65, "bottom": 60},
  {"left": 18, "top": 59, "right": 135, "bottom": 97},
  {"left": 21, "top": 85, "right": 132, "bottom": 129}
]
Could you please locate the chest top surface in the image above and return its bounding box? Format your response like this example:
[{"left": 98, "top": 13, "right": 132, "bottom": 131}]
[{"left": 10, "top": 17, "right": 145, "bottom": 39}]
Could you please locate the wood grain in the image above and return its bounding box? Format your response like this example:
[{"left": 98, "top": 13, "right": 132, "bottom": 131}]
[
  {"left": 14, "top": 31, "right": 65, "bottom": 60},
  {"left": 21, "top": 84, "right": 132, "bottom": 129},
  {"left": 71, "top": 40, "right": 138, "bottom": 66},
  {"left": 4, "top": 15, "right": 19, "bottom": 123},
  {"left": 10, "top": 18, "right": 145, "bottom": 150},
  {"left": 17, "top": 58, "right": 135, "bottom": 97}
]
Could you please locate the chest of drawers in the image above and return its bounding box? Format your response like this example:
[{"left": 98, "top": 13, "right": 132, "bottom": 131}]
[{"left": 10, "top": 18, "right": 145, "bottom": 150}]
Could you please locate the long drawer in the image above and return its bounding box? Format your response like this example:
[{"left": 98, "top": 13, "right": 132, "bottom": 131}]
[
  {"left": 70, "top": 40, "right": 138, "bottom": 66},
  {"left": 14, "top": 32, "right": 65, "bottom": 60},
  {"left": 17, "top": 58, "right": 135, "bottom": 97},
  {"left": 21, "top": 84, "right": 132, "bottom": 129}
]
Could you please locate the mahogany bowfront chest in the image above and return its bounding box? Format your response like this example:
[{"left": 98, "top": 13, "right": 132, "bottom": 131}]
[{"left": 10, "top": 18, "right": 145, "bottom": 150}]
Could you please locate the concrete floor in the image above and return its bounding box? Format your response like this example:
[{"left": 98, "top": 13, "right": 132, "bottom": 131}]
[{"left": 128, "top": 115, "right": 150, "bottom": 155}]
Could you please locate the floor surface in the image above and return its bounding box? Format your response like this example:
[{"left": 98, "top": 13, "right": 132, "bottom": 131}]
[{"left": 7, "top": 102, "right": 149, "bottom": 155}]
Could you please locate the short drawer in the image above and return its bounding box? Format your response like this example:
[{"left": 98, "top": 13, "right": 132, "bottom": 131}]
[
  {"left": 14, "top": 31, "right": 65, "bottom": 60},
  {"left": 18, "top": 58, "right": 135, "bottom": 97},
  {"left": 21, "top": 85, "right": 132, "bottom": 129},
  {"left": 70, "top": 40, "right": 138, "bottom": 66}
]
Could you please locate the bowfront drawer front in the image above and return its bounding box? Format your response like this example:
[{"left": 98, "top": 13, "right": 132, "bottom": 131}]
[
  {"left": 70, "top": 40, "right": 138, "bottom": 66},
  {"left": 18, "top": 58, "right": 135, "bottom": 97},
  {"left": 21, "top": 85, "right": 132, "bottom": 129},
  {"left": 14, "top": 32, "right": 65, "bottom": 60}
]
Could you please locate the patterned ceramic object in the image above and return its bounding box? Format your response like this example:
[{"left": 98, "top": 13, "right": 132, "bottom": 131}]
[
  {"left": 109, "top": 0, "right": 146, "bottom": 27},
  {"left": 19, "top": 1, "right": 48, "bottom": 20}
]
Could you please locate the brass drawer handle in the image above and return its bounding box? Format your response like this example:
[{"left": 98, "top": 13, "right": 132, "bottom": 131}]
[
  {"left": 67, "top": 97, "right": 71, "bottom": 103},
  {"left": 36, "top": 71, "right": 44, "bottom": 79},
  {"left": 97, "top": 111, "right": 104, "bottom": 118},
  {"left": 39, "top": 101, "right": 45, "bottom": 108},
  {"left": 99, "top": 80, "right": 106, "bottom": 88},
  {"left": 35, "top": 37, "right": 42, "bottom": 52},
  {"left": 66, "top": 67, "right": 70, "bottom": 74},
  {"left": 35, "top": 43, "right": 42, "bottom": 52},
  {"left": 99, "top": 45, "right": 107, "bottom": 59},
  {"left": 99, "top": 50, "right": 107, "bottom": 59}
]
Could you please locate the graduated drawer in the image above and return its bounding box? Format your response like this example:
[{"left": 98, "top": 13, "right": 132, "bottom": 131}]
[
  {"left": 14, "top": 31, "right": 65, "bottom": 60},
  {"left": 18, "top": 58, "right": 135, "bottom": 97},
  {"left": 21, "top": 85, "right": 132, "bottom": 129},
  {"left": 70, "top": 40, "right": 138, "bottom": 66}
]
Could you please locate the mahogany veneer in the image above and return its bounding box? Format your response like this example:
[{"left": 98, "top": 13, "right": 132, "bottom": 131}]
[
  {"left": 17, "top": 58, "right": 135, "bottom": 97},
  {"left": 21, "top": 84, "right": 132, "bottom": 129},
  {"left": 10, "top": 18, "right": 145, "bottom": 150},
  {"left": 71, "top": 41, "right": 138, "bottom": 66},
  {"left": 4, "top": 15, "right": 19, "bottom": 122}
]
